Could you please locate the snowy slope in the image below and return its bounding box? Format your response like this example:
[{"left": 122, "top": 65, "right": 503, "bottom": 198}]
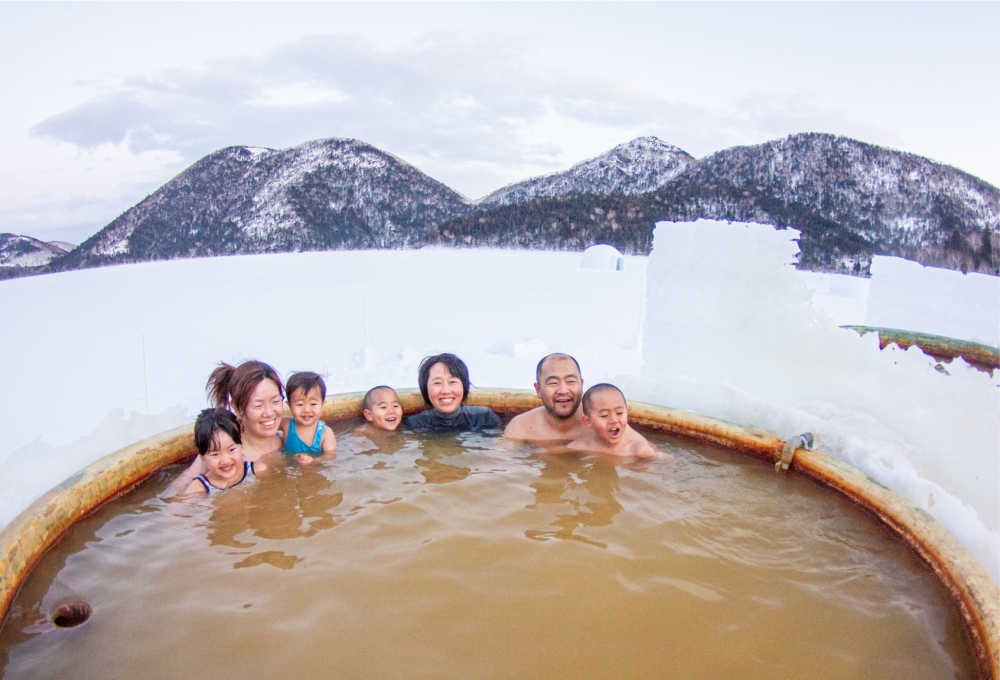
[
  {"left": 49, "top": 139, "right": 470, "bottom": 271},
  {"left": 0, "top": 234, "right": 73, "bottom": 268},
  {"left": 668, "top": 133, "right": 1000, "bottom": 273},
  {"left": 478, "top": 137, "right": 693, "bottom": 206}
]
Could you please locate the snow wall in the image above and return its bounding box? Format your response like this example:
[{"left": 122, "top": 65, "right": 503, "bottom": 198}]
[
  {"left": 622, "top": 220, "right": 999, "bottom": 582},
  {"left": 867, "top": 255, "right": 1000, "bottom": 347}
]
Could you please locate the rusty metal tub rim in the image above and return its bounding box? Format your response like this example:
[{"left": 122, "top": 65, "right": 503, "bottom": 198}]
[{"left": 0, "top": 387, "right": 996, "bottom": 678}]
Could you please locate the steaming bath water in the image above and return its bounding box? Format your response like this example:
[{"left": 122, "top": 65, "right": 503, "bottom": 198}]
[{"left": 0, "top": 424, "right": 978, "bottom": 679}]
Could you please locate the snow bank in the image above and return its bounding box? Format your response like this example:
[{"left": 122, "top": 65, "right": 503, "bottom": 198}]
[
  {"left": 866, "top": 255, "right": 1000, "bottom": 346},
  {"left": 623, "top": 220, "right": 999, "bottom": 582}
]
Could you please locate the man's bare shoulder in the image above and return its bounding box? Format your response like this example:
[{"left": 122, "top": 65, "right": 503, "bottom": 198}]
[{"left": 503, "top": 407, "right": 546, "bottom": 439}]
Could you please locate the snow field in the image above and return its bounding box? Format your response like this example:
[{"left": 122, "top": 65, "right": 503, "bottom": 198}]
[{"left": 0, "top": 223, "right": 997, "bottom": 582}]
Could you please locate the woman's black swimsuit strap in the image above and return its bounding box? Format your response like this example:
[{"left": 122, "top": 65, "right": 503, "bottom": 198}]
[{"left": 405, "top": 405, "right": 502, "bottom": 432}]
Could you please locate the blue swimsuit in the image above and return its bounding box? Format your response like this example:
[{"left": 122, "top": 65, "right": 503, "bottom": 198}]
[
  {"left": 284, "top": 419, "right": 327, "bottom": 455},
  {"left": 195, "top": 461, "right": 255, "bottom": 494}
]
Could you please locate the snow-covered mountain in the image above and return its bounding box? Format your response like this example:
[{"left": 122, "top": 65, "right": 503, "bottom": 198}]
[
  {"left": 669, "top": 133, "right": 999, "bottom": 272},
  {"left": 12, "top": 133, "right": 999, "bottom": 278},
  {"left": 49, "top": 138, "right": 469, "bottom": 271},
  {"left": 432, "top": 133, "right": 999, "bottom": 275},
  {"left": 478, "top": 137, "right": 693, "bottom": 206},
  {"left": 0, "top": 234, "right": 74, "bottom": 268}
]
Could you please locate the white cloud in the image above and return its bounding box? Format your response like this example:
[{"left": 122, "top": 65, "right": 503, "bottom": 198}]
[{"left": 248, "top": 81, "right": 351, "bottom": 108}]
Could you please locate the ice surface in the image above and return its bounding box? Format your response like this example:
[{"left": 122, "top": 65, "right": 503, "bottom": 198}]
[
  {"left": 867, "top": 255, "right": 1000, "bottom": 346},
  {"left": 628, "top": 220, "right": 998, "bottom": 582},
  {"left": 0, "top": 230, "right": 996, "bottom": 583}
]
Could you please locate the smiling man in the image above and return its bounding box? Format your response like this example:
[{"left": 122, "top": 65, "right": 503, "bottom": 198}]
[{"left": 504, "top": 353, "right": 589, "bottom": 442}]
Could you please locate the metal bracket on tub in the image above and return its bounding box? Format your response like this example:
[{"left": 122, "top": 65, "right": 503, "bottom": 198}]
[{"left": 777, "top": 432, "right": 814, "bottom": 473}]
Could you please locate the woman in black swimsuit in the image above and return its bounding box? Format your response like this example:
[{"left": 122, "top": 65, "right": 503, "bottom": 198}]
[{"left": 405, "top": 353, "right": 502, "bottom": 431}]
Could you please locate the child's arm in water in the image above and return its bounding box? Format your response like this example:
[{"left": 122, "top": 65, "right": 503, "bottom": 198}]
[
  {"left": 295, "top": 427, "right": 337, "bottom": 465},
  {"left": 320, "top": 427, "right": 337, "bottom": 454}
]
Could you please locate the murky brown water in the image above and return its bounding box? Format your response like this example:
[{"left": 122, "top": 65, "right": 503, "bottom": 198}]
[{"left": 0, "top": 423, "right": 978, "bottom": 679}]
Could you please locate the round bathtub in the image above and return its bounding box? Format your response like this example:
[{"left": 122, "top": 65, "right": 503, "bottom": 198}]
[{"left": 0, "top": 388, "right": 996, "bottom": 678}]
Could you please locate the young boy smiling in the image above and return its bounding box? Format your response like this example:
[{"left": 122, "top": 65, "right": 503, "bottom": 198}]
[
  {"left": 566, "top": 384, "right": 656, "bottom": 458},
  {"left": 281, "top": 371, "right": 337, "bottom": 465},
  {"left": 360, "top": 386, "right": 404, "bottom": 432}
]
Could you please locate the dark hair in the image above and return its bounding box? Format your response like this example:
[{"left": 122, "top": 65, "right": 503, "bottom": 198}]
[
  {"left": 363, "top": 385, "right": 397, "bottom": 411},
  {"left": 206, "top": 361, "right": 284, "bottom": 415},
  {"left": 194, "top": 408, "right": 243, "bottom": 455},
  {"left": 417, "top": 353, "right": 470, "bottom": 406},
  {"left": 286, "top": 371, "right": 327, "bottom": 402},
  {"left": 535, "top": 353, "right": 582, "bottom": 384},
  {"left": 581, "top": 383, "right": 625, "bottom": 416}
]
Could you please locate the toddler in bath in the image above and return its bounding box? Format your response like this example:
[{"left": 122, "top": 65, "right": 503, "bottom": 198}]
[
  {"left": 360, "top": 385, "right": 404, "bottom": 433},
  {"left": 351, "top": 386, "right": 407, "bottom": 455},
  {"left": 183, "top": 408, "right": 266, "bottom": 495},
  {"left": 566, "top": 384, "right": 657, "bottom": 459},
  {"left": 281, "top": 371, "right": 337, "bottom": 464}
]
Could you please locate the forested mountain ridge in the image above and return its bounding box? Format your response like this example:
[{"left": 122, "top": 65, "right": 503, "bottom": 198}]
[
  {"left": 5, "top": 132, "right": 997, "bottom": 279},
  {"left": 478, "top": 137, "right": 694, "bottom": 207},
  {"left": 0, "top": 234, "right": 73, "bottom": 269},
  {"left": 46, "top": 138, "right": 470, "bottom": 272},
  {"left": 431, "top": 134, "right": 999, "bottom": 275}
]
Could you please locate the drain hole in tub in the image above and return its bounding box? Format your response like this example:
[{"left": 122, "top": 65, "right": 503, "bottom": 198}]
[{"left": 52, "top": 602, "right": 92, "bottom": 629}]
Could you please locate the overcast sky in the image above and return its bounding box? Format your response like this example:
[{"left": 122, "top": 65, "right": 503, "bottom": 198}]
[{"left": 2, "top": 2, "right": 997, "bottom": 243}]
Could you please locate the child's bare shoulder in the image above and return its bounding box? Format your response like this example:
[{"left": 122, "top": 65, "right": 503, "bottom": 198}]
[
  {"left": 627, "top": 428, "right": 656, "bottom": 458},
  {"left": 181, "top": 479, "right": 207, "bottom": 497}
]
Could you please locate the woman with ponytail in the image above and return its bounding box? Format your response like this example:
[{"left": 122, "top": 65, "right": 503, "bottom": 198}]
[{"left": 170, "top": 360, "right": 285, "bottom": 494}]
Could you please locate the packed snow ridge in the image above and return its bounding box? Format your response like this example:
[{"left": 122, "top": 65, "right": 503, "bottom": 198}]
[{"left": 478, "top": 137, "right": 694, "bottom": 206}]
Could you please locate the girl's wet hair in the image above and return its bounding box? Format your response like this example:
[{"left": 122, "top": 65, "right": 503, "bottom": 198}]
[
  {"left": 206, "top": 361, "right": 284, "bottom": 415},
  {"left": 194, "top": 408, "right": 242, "bottom": 455},
  {"left": 286, "top": 371, "right": 327, "bottom": 402},
  {"left": 417, "top": 353, "right": 471, "bottom": 406}
]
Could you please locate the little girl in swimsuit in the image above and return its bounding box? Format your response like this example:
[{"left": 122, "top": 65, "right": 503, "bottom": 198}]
[
  {"left": 183, "top": 408, "right": 266, "bottom": 496},
  {"left": 281, "top": 371, "right": 337, "bottom": 465}
]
